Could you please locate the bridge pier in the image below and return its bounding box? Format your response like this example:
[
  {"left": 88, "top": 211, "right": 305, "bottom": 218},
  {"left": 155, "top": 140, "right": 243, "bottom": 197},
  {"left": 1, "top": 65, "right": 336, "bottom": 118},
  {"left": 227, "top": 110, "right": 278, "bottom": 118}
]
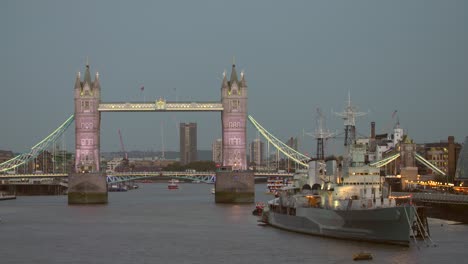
[
  {"left": 215, "top": 170, "right": 254, "bottom": 203},
  {"left": 68, "top": 173, "right": 108, "bottom": 204}
]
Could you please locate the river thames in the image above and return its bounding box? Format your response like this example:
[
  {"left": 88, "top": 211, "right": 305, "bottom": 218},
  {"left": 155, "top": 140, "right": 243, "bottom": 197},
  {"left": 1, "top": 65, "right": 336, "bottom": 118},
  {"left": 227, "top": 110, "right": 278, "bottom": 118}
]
[{"left": 1, "top": 183, "right": 467, "bottom": 263}]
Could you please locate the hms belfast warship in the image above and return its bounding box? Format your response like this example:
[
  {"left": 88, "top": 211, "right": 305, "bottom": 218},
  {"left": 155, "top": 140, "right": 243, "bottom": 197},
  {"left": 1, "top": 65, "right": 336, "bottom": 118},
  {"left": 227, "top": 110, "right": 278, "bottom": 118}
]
[{"left": 260, "top": 99, "right": 426, "bottom": 246}]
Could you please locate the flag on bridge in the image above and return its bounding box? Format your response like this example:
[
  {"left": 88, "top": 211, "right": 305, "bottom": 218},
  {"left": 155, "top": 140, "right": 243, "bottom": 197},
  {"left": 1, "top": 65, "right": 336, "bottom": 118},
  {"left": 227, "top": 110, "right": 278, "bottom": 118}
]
[
  {"left": 392, "top": 110, "right": 398, "bottom": 118},
  {"left": 140, "top": 86, "right": 144, "bottom": 92}
]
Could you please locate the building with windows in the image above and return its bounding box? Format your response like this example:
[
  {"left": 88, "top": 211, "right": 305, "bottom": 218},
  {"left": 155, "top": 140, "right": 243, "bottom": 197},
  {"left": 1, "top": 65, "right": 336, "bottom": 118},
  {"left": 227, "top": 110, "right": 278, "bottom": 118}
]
[
  {"left": 0, "top": 150, "right": 14, "bottom": 164},
  {"left": 249, "top": 138, "right": 264, "bottom": 166},
  {"left": 179, "top": 123, "right": 197, "bottom": 165},
  {"left": 454, "top": 137, "right": 468, "bottom": 188},
  {"left": 212, "top": 138, "right": 223, "bottom": 165},
  {"left": 417, "top": 136, "right": 461, "bottom": 181},
  {"left": 286, "top": 137, "right": 298, "bottom": 151}
]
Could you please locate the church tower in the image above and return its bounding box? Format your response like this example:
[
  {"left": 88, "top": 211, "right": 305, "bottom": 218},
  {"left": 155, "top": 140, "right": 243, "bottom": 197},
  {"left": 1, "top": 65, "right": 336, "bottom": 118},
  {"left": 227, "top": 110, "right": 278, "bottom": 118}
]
[
  {"left": 221, "top": 64, "right": 248, "bottom": 170},
  {"left": 74, "top": 64, "right": 101, "bottom": 173}
]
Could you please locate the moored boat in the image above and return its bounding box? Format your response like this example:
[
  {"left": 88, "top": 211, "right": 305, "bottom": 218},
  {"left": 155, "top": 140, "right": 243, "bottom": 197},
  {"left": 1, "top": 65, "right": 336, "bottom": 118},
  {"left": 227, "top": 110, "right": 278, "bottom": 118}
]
[
  {"left": 353, "top": 252, "right": 372, "bottom": 261},
  {"left": 0, "top": 193, "right": 16, "bottom": 200},
  {"left": 108, "top": 184, "right": 128, "bottom": 192},
  {"left": 168, "top": 179, "right": 179, "bottom": 190}
]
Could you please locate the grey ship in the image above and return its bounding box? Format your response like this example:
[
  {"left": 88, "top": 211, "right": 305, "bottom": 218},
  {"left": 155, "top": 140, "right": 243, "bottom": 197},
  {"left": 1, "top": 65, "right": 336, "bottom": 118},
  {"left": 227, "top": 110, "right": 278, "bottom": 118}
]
[{"left": 261, "top": 145, "right": 418, "bottom": 246}]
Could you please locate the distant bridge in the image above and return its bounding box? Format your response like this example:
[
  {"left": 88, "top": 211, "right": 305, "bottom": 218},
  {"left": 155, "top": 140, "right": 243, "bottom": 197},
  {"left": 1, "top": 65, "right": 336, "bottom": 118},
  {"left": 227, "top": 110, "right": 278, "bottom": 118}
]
[
  {"left": 0, "top": 171, "right": 294, "bottom": 185},
  {"left": 0, "top": 173, "right": 68, "bottom": 179}
]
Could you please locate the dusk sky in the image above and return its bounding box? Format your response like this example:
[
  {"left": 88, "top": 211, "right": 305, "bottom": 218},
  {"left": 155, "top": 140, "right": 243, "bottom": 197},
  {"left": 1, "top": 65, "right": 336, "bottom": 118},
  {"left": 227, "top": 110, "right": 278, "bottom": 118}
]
[{"left": 1, "top": 0, "right": 467, "bottom": 156}]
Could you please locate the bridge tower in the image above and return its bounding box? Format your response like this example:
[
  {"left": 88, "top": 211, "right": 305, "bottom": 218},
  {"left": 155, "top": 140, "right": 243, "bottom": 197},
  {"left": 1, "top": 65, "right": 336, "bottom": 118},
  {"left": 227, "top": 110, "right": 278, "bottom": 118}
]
[
  {"left": 400, "top": 135, "right": 418, "bottom": 190},
  {"left": 69, "top": 63, "right": 107, "bottom": 204},
  {"left": 217, "top": 63, "right": 254, "bottom": 203},
  {"left": 221, "top": 64, "right": 248, "bottom": 170},
  {"left": 74, "top": 64, "right": 101, "bottom": 173}
]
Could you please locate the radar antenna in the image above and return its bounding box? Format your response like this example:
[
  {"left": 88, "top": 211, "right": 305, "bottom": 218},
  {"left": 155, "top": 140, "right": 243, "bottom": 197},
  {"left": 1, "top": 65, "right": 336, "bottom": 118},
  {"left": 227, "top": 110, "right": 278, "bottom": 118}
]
[
  {"left": 313, "top": 108, "right": 335, "bottom": 160},
  {"left": 333, "top": 91, "right": 367, "bottom": 147},
  {"left": 333, "top": 91, "right": 367, "bottom": 176}
]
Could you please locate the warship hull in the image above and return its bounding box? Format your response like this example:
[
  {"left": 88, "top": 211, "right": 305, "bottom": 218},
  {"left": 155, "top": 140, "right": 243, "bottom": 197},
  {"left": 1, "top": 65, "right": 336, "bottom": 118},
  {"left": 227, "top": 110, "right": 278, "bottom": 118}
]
[{"left": 264, "top": 205, "right": 415, "bottom": 246}]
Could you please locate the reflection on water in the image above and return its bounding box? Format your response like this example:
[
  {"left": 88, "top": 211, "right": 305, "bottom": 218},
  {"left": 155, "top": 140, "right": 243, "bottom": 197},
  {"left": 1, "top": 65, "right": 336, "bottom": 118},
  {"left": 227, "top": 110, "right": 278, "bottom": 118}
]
[{"left": 0, "top": 183, "right": 467, "bottom": 264}]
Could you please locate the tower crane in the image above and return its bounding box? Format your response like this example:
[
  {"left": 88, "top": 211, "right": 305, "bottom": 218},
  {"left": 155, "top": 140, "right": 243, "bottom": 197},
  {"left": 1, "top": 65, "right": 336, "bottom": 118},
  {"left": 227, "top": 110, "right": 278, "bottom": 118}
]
[
  {"left": 118, "top": 129, "right": 128, "bottom": 160},
  {"left": 117, "top": 129, "right": 130, "bottom": 172}
]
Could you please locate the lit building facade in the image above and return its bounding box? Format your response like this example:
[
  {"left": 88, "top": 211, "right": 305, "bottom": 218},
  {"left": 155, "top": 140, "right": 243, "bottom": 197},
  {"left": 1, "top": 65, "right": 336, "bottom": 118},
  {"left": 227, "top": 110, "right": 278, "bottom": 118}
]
[
  {"left": 418, "top": 136, "right": 461, "bottom": 181},
  {"left": 454, "top": 136, "right": 468, "bottom": 187}
]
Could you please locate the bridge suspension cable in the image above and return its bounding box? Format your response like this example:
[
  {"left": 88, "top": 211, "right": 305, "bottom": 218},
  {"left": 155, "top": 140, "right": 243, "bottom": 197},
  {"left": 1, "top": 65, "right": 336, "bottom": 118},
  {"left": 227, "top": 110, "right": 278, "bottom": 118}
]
[
  {"left": 248, "top": 115, "right": 310, "bottom": 168},
  {"left": 0, "top": 115, "right": 75, "bottom": 172},
  {"left": 369, "top": 152, "right": 446, "bottom": 176},
  {"left": 415, "top": 153, "right": 446, "bottom": 176},
  {"left": 369, "top": 153, "right": 401, "bottom": 168}
]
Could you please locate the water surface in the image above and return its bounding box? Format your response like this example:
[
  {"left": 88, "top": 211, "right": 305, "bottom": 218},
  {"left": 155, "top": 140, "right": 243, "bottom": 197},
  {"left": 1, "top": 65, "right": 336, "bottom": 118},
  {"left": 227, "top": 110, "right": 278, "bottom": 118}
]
[{"left": 1, "top": 183, "right": 466, "bottom": 263}]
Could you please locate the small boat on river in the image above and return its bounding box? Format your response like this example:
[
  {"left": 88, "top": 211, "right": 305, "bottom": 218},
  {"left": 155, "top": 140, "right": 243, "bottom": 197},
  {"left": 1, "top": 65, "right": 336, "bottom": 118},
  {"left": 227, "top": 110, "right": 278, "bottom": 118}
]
[
  {"left": 353, "top": 252, "right": 373, "bottom": 261},
  {"left": 168, "top": 179, "right": 179, "bottom": 190}
]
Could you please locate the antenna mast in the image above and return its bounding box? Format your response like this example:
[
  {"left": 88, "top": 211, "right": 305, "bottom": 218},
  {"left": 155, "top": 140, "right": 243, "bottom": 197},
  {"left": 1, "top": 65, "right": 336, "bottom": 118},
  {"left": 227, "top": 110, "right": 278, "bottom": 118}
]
[
  {"left": 303, "top": 108, "right": 335, "bottom": 160},
  {"left": 314, "top": 108, "right": 335, "bottom": 160},
  {"left": 334, "top": 91, "right": 367, "bottom": 147},
  {"left": 334, "top": 92, "right": 367, "bottom": 175}
]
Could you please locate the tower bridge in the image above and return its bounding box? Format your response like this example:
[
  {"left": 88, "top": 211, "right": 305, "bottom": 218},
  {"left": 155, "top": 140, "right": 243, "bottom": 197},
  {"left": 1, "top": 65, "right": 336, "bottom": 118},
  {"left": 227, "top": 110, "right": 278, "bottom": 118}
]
[
  {"left": 69, "top": 62, "right": 250, "bottom": 204},
  {"left": 74, "top": 63, "right": 247, "bottom": 176},
  {"left": 0, "top": 62, "right": 450, "bottom": 203}
]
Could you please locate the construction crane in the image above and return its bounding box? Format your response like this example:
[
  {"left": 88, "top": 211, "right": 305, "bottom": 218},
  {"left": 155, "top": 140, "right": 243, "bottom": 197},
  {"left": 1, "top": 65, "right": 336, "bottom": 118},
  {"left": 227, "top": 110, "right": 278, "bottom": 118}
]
[
  {"left": 118, "top": 129, "right": 128, "bottom": 160},
  {"left": 117, "top": 129, "right": 130, "bottom": 172}
]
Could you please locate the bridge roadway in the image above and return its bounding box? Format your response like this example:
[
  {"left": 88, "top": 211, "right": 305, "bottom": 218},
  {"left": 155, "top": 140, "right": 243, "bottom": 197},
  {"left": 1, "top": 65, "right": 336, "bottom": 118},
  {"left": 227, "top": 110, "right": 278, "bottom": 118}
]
[
  {"left": 0, "top": 171, "right": 294, "bottom": 184},
  {"left": 98, "top": 101, "right": 224, "bottom": 112},
  {"left": 393, "top": 192, "right": 468, "bottom": 205}
]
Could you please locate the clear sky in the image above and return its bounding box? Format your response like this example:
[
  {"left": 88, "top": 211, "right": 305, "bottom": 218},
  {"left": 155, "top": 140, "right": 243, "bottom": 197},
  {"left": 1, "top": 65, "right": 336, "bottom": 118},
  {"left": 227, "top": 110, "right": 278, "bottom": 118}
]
[{"left": 1, "top": 0, "right": 467, "bottom": 156}]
